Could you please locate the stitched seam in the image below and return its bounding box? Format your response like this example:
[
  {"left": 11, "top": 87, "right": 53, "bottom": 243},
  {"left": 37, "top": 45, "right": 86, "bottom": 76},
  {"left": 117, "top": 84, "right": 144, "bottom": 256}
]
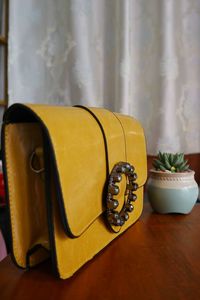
[
  {"left": 112, "top": 112, "right": 127, "bottom": 162},
  {"left": 5, "top": 126, "right": 24, "bottom": 265},
  {"left": 112, "top": 113, "right": 145, "bottom": 189},
  {"left": 5, "top": 125, "right": 45, "bottom": 267},
  {"left": 74, "top": 105, "right": 110, "bottom": 174}
]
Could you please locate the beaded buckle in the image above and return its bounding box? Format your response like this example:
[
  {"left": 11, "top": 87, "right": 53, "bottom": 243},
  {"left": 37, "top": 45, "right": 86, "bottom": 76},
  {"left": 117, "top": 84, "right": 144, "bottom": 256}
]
[{"left": 106, "top": 162, "right": 138, "bottom": 231}]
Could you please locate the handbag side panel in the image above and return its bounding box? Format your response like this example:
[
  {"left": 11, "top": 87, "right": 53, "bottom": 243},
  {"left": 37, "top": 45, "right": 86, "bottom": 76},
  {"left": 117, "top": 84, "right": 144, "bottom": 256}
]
[{"left": 2, "top": 123, "right": 50, "bottom": 268}]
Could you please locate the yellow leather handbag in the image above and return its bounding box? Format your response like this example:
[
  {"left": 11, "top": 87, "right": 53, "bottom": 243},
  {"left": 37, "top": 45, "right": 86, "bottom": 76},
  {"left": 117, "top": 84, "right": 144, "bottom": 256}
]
[{"left": 2, "top": 104, "right": 147, "bottom": 279}]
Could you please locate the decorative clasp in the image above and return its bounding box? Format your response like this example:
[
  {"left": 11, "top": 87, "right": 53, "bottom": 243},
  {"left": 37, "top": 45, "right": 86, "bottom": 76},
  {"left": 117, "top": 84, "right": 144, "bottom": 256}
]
[{"left": 106, "top": 162, "right": 138, "bottom": 231}]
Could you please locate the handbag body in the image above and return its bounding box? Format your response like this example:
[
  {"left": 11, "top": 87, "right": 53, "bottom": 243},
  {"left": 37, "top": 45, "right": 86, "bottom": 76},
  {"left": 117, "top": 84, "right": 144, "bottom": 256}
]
[{"left": 2, "top": 104, "right": 147, "bottom": 279}]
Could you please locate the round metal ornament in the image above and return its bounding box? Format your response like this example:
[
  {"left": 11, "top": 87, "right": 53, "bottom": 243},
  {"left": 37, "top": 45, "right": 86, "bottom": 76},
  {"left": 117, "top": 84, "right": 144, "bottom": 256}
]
[{"left": 106, "top": 162, "right": 138, "bottom": 231}]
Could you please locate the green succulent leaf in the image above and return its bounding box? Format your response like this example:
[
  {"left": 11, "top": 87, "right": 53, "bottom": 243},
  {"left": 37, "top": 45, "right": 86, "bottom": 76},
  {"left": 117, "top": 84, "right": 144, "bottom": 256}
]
[
  {"left": 153, "top": 152, "right": 190, "bottom": 173},
  {"left": 172, "top": 153, "right": 178, "bottom": 165},
  {"left": 158, "top": 165, "right": 167, "bottom": 171},
  {"left": 163, "top": 153, "right": 171, "bottom": 170},
  {"left": 152, "top": 159, "right": 163, "bottom": 169},
  {"left": 177, "top": 160, "right": 188, "bottom": 170},
  {"left": 158, "top": 151, "right": 162, "bottom": 160},
  {"left": 168, "top": 153, "right": 174, "bottom": 165},
  {"left": 181, "top": 164, "right": 190, "bottom": 172}
]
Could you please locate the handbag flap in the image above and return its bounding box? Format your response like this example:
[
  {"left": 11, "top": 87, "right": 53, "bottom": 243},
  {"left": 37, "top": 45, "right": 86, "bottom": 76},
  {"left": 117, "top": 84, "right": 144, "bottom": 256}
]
[{"left": 4, "top": 104, "right": 147, "bottom": 238}]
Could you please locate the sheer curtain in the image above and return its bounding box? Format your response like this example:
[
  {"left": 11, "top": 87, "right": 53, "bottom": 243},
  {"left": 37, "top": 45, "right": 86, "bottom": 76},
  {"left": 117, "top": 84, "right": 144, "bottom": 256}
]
[{"left": 8, "top": 0, "right": 200, "bottom": 154}]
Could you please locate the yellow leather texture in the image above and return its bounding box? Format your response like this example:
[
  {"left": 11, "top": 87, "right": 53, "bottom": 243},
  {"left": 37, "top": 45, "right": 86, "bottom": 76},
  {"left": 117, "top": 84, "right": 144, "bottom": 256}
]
[
  {"left": 3, "top": 104, "right": 147, "bottom": 278},
  {"left": 25, "top": 105, "right": 147, "bottom": 237},
  {"left": 4, "top": 123, "right": 50, "bottom": 268},
  {"left": 53, "top": 186, "right": 144, "bottom": 279}
]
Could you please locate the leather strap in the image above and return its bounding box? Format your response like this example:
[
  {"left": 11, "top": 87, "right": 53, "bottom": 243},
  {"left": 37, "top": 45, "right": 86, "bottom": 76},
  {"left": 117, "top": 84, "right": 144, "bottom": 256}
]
[
  {"left": 74, "top": 105, "right": 110, "bottom": 180},
  {"left": 74, "top": 105, "right": 127, "bottom": 175}
]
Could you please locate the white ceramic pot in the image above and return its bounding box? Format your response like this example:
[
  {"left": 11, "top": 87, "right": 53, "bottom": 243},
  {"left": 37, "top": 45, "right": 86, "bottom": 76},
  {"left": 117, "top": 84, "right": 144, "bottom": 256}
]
[{"left": 147, "top": 170, "right": 199, "bottom": 214}]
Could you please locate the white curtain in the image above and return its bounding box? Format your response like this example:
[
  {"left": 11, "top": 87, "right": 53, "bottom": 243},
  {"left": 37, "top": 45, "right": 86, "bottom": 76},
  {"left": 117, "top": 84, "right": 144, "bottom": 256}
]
[{"left": 8, "top": 0, "right": 200, "bottom": 154}]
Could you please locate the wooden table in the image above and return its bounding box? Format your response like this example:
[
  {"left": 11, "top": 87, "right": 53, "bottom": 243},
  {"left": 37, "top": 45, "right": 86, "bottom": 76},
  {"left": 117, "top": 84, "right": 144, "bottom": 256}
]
[{"left": 1, "top": 202, "right": 200, "bottom": 300}]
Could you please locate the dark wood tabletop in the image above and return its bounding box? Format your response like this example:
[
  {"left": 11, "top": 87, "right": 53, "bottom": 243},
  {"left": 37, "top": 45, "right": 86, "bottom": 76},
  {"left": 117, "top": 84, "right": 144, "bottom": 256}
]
[{"left": 0, "top": 202, "right": 200, "bottom": 300}]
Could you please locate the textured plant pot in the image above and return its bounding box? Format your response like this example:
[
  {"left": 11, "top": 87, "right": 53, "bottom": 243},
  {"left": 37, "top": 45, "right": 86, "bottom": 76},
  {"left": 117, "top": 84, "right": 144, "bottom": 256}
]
[{"left": 147, "top": 170, "right": 199, "bottom": 214}]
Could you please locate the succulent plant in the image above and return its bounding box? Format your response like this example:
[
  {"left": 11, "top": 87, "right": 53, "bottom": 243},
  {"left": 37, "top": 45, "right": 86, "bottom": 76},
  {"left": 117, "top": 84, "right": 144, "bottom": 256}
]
[{"left": 153, "top": 152, "right": 190, "bottom": 173}]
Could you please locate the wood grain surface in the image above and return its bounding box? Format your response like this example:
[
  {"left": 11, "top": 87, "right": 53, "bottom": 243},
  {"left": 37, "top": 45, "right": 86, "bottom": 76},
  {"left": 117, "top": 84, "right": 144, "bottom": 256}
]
[{"left": 0, "top": 202, "right": 200, "bottom": 300}]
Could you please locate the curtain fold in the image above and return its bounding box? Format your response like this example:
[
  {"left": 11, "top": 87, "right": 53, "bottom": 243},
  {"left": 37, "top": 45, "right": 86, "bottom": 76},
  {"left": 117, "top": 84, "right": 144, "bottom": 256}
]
[{"left": 8, "top": 0, "right": 200, "bottom": 154}]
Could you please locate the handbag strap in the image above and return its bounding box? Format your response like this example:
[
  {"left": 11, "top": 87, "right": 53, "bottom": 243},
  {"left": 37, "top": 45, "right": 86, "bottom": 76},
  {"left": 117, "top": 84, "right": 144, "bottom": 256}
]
[
  {"left": 74, "top": 105, "right": 110, "bottom": 179},
  {"left": 74, "top": 105, "right": 135, "bottom": 233},
  {"left": 74, "top": 105, "right": 127, "bottom": 178}
]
